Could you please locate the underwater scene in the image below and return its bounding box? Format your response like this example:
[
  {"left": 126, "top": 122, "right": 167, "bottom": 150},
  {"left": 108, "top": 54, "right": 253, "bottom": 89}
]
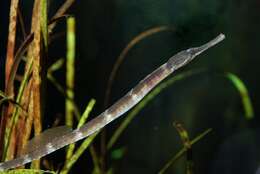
[{"left": 0, "top": 0, "right": 259, "bottom": 174}]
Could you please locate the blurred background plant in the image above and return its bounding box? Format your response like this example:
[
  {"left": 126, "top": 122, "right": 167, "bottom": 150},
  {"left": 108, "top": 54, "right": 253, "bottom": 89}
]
[{"left": 0, "top": 0, "right": 259, "bottom": 174}]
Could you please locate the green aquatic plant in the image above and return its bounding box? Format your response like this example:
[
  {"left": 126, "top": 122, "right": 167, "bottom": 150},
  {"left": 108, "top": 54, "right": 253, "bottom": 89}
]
[{"left": 225, "top": 73, "right": 254, "bottom": 120}]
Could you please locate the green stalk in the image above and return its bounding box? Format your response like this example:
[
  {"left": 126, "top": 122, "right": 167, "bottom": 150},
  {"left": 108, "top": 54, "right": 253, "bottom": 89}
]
[
  {"left": 158, "top": 128, "right": 212, "bottom": 174},
  {"left": 60, "top": 133, "right": 98, "bottom": 174},
  {"left": 3, "top": 59, "right": 33, "bottom": 161},
  {"left": 65, "top": 17, "right": 76, "bottom": 159},
  {"left": 225, "top": 73, "right": 254, "bottom": 120},
  {"left": 65, "top": 99, "right": 96, "bottom": 164}
]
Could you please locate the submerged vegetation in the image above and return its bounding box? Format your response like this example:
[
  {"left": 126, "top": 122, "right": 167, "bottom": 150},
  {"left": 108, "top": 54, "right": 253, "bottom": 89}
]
[{"left": 0, "top": 1, "right": 254, "bottom": 174}]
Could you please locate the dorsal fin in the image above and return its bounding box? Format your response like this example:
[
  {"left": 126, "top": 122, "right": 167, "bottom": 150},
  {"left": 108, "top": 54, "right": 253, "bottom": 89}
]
[{"left": 21, "top": 126, "right": 72, "bottom": 155}]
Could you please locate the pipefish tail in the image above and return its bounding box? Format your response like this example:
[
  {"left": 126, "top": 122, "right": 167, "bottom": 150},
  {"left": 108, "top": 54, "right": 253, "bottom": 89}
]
[{"left": 0, "top": 33, "right": 225, "bottom": 171}]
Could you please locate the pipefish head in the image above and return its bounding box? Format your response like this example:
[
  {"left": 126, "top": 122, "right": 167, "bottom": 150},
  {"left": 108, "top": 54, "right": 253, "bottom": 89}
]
[
  {"left": 166, "top": 48, "right": 197, "bottom": 72},
  {"left": 167, "top": 33, "right": 225, "bottom": 72}
]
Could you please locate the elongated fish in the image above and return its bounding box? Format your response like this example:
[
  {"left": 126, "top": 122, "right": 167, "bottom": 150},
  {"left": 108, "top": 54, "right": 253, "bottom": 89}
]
[{"left": 0, "top": 34, "right": 225, "bottom": 171}]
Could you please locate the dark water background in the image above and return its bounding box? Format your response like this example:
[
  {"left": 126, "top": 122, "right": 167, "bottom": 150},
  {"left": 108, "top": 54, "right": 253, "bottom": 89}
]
[{"left": 1, "top": 0, "right": 260, "bottom": 173}]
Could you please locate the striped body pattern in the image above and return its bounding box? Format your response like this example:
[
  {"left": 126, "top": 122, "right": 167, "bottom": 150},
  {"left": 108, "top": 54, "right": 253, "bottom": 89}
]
[{"left": 0, "top": 34, "right": 225, "bottom": 171}]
